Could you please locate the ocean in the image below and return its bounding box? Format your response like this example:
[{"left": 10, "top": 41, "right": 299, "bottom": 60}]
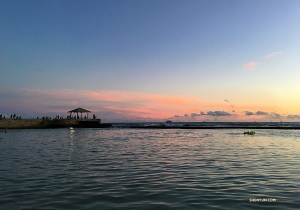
[{"left": 1, "top": 122, "right": 300, "bottom": 209}]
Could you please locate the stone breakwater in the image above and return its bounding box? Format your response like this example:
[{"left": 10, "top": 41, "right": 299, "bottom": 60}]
[{"left": 0, "top": 119, "right": 112, "bottom": 129}]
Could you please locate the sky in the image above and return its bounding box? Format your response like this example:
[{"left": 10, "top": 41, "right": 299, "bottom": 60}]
[{"left": 1, "top": 0, "right": 300, "bottom": 122}]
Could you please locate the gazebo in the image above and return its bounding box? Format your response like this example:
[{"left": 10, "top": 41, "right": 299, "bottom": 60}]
[{"left": 68, "top": 107, "right": 91, "bottom": 119}]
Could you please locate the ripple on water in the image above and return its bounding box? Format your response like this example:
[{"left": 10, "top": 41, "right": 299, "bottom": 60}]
[{"left": 0, "top": 128, "right": 300, "bottom": 209}]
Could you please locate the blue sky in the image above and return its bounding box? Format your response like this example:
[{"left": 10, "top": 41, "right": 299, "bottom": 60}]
[{"left": 1, "top": 0, "right": 300, "bottom": 122}]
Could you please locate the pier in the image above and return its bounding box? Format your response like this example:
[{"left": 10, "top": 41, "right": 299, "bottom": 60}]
[{"left": 0, "top": 107, "right": 112, "bottom": 129}]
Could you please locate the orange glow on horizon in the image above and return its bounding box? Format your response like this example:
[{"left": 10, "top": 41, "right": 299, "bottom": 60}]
[{"left": 2, "top": 88, "right": 300, "bottom": 121}]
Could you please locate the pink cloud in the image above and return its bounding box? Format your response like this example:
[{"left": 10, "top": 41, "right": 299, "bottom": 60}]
[
  {"left": 266, "top": 51, "right": 283, "bottom": 59},
  {"left": 243, "top": 62, "right": 258, "bottom": 71}
]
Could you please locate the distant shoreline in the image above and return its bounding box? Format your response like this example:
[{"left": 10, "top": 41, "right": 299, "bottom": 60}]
[{"left": 129, "top": 125, "right": 300, "bottom": 130}]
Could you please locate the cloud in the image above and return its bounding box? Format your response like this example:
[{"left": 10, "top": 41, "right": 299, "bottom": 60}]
[
  {"left": 256, "top": 111, "right": 269, "bottom": 116},
  {"left": 245, "top": 111, "right": 269, "bottom": 116},
  {"left": 287, "top": 114, "right": 300, "bottom": 120},
  {"left": 245, "top": 111, "right": 254, "bottom": 116},
  {"left": 171, "top": 110, "right": 235, "bottom": 121},
  {"left": 191, "top": 113, "right": 201, "bottom": 117},
  {"left": 266, "top": 51, "right": 283, "bottom": 59},
  {"left": 206, "top": 111, "right": 231, "bottom": 117},
  {"left": 245, "top": 110, "right": 283, "bottom": 120},
  {"left": 243, "top": 62, "right": 258, "bottom": 71},
  {"left": 243, "top": 52, "right": 282, "bottom": 72},
  {"left": 269, "top": 112, "right": 281, "bottom": 119}
]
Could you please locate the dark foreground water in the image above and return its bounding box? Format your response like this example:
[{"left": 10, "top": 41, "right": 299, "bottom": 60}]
[{"left": 1, "top": 127, "right": 300, "bottom": 209}]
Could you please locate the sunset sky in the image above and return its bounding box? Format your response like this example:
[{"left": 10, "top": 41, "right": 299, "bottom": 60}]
[{"left": 1, "top": 0, "right": 300, "bottom": 122}]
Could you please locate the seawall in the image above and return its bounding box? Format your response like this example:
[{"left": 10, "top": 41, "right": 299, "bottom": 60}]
[{"left": 0, "top": 119, "right": 107, "bottom": 129}]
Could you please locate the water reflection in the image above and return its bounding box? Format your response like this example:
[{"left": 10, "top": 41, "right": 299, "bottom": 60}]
[
  {"left": 68, "top": 127, "right": 75, "bottom": 165},
  {"left": 1, "top": 128, "right": 300, "bottom": 209}
]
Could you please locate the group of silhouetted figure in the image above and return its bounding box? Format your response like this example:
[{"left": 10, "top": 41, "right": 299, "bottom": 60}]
[
  {"left": 0, "top": 114, "right": 97, "bottom": 121},
  {"left": 54, "top": 115, "right": 64, "bottom": 120},
  {"left": 65, "top": 114, "right": 96, "bottom": 120},
  {"left": 10, "top": 114, "right": 21, "bottom": 119},
  {"left": 67, "top": 115, "right": 79, "bottom": 119},
  {"left": 40, "top": 116, "right": 51, "bottom": 120},
  {"left": 0, "top": 114, "right": 22, "bottom": 120},
  {"left": 0, "top": 114, "right": 22, "bottom": 119}
]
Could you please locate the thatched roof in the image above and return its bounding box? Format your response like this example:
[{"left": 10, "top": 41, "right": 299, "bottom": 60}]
[{"left": 68, "top": 107, "right": 91, "bottom": 113}]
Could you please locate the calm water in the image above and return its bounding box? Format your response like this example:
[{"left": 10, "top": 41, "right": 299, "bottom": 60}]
[{"left": 1, "top": 127, "right": 300, "bottom": 209}]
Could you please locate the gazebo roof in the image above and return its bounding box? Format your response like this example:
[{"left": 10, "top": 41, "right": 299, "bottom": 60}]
[{"left": 68, "top": 107, "right": 91, "bottom": 113}]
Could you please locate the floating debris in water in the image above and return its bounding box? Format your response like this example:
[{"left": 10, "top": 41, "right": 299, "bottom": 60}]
[{"left": 244, "top": 131, "right": 255, "bottom": 135}]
